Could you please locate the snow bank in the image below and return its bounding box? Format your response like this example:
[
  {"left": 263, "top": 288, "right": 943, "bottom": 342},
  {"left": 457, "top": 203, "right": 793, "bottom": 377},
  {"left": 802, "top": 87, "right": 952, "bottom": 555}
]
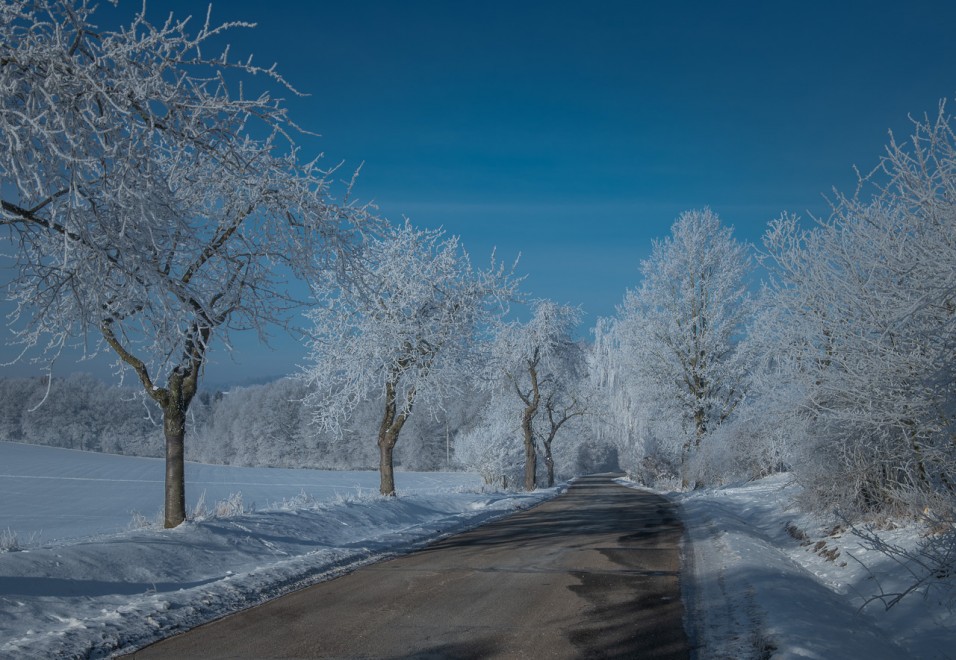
[{"left": 663, "top": 474, "right": 954, "bottom": 659}]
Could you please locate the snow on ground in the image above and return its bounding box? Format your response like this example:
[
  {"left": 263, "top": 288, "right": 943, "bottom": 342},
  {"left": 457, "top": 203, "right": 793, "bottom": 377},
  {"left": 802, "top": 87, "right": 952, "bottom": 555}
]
[
  {"left": 6, "top": 441, "right": 953, "bottom": 660},
  {"left": 638, "top": 473, "right": 955, "bottom": 659},
  {"left": 0, "top": 442, "right": 562, "bottom": 659}
]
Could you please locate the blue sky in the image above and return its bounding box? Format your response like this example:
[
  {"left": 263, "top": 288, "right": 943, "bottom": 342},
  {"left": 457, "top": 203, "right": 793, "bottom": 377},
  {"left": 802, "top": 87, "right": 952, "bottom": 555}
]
[{"left": 3, "top": 0, "right": 956, "bottom": 386}]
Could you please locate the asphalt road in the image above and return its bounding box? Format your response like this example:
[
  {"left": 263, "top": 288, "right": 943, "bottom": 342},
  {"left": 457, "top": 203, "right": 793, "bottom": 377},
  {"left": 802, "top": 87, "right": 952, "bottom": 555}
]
[{"left": 130, "top": 474, "right": 689, "bottom": 659}]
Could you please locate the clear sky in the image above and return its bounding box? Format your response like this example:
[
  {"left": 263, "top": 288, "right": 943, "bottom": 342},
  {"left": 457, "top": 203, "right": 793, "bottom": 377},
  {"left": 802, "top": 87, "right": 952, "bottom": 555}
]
[{"left": 3, "top": 0, "right": 956, "bottom": 386}]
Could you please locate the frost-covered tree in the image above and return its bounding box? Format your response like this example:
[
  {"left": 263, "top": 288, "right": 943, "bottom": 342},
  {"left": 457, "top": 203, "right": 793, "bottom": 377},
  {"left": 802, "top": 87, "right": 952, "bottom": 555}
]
[
  {"left": 490, "top": 300, "right": 584, "bottom": 491},
  {"left": 589, "top": 318, "right": 649, "bottom": 479},
  {"left": 589, "top": 319, "right": 686, "bottom": 487},
  {"left": 536, "top": 348, "right": 589, "bottom": 488},
  {"left": 615, "top": 209, "right": 753, "bottom": 488},
  {"left": 301, "top": 221, "right": 517, "bottom": 496},
  {"left": 190, "top": 378, "right": 312, "bottom": 467},
  {"left": 0, "top": 1, "right": 372, "bottom": 527},
  {"left": 758, "top": 103, "right": 956, "bottom": 514},
  {"left": 454, "top": 390, "right": 525, "bottom": 488},
  {"left": 0, "top": 374, "right": 166, "bottom": 455}
]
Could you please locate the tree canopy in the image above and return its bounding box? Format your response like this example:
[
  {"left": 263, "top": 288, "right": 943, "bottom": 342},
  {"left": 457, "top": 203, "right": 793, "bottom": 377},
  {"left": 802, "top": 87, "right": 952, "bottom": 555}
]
[{"left": 301, "top": 221, "right": 517, "bottom": 495}]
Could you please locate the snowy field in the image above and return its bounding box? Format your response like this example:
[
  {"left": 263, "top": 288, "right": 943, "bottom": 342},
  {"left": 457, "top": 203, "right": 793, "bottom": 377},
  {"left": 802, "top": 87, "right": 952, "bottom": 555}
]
[
  {"left": 0, "top": 441, "right": 483, "bottom": 545},
  {"left": 0, "top": 442, "right": 560, "bottom": 658},
  {"left": 3, "top": 442, "right": 954, "bottom": 659}
]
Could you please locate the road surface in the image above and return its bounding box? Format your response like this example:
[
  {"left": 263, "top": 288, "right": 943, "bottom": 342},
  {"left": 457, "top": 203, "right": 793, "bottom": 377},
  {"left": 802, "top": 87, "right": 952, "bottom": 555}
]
[{"left": 130, "top": 474, "right": 689, "bottom": 659}]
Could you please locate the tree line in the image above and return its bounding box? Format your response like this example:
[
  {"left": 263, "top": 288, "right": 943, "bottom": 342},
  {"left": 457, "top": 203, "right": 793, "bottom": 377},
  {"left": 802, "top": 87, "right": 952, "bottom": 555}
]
[{"left": 0, "top": 374, "right": 473, "bottom": 471}]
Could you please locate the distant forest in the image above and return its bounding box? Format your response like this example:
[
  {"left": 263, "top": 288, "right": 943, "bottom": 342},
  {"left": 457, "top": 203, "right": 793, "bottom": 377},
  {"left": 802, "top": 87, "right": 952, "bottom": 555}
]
[{"left": 0, "top": 375, "right": 482, "bottom": 472}]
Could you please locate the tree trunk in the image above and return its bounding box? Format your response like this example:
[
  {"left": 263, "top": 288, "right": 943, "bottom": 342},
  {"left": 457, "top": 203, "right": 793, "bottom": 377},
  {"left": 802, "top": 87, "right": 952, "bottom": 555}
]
[
  {"left": 379, "top": 435, "right": 397, "bottom": 496},
  {"left": 162, "top": 401, "right": 187, "bottom": 528},
  {"left": 523, "top": 405, "right": 537, "bottom": 491},
  {"left": 680, "top": 439, "right": 692, "bottom": 490},
  {"left": 518, "top": 357, "right": 541, "bottom": 492},
  {"left": 544, "top": 438, "right": 555, "bottom": 488},
  {"left": 679, "top": 402, "right": 707, "bottom": 491},
  {"left": 378, "top": 377, "right": 411, "bottom": 497},
  {"left": 694, "top": 405, "right": 707, "bottom": 447},
  {"left": 101, "top": 318, "right": 206, "bottom": 529}
]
